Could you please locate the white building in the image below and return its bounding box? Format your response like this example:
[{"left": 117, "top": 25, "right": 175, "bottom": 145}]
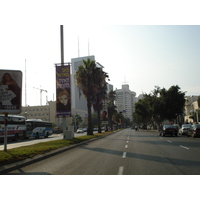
[
  {"left": 71, "top": 55, "right": 113, "bottom": 121},
  {"left": 71, "top": 55, "right": 95, "bottom": 119},
  {"left": 115, "top": 84, "right": 136, "bottom": 121}
]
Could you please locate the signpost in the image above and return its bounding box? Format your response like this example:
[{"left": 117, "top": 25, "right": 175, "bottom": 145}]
[{"left": 0, "top": 69, "right": 22, "bottom": 151}]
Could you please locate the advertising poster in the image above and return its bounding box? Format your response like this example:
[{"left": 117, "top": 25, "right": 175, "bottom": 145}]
[
  {"left": 0, "top": 70, "right": 22, "bottom": 114},
  {"left": 56, "top": 64, "right": 71, "bottom": 116}
]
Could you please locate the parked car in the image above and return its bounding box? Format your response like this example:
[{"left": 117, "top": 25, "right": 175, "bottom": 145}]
[
  {"left": 179, "top": 124, "right": 191, "bottom": 135},
  {"left": 77, "top": 128, "right": 84, "bottom": 133},
  {"left": 83, "top": 128, "right": 87, "bottom": 132},
  {"left": 187, "top": 124, "right": 200, "bottom": 138},
  {"left": 160, "top": 125, "right": 178, "bottom": 137}
]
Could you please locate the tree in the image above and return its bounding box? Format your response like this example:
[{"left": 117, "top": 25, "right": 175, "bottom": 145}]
[
  {"left": 107, "top": 90, "right": 117, "bottom": 131},
  {"left": 159, "top": 85, "right": 185, "bottom": 121},
  {"left": 134, "top": 98, "right": 152, "bottom": 126},
  {"left": 115, "top": 112, "right": 125, "bottom": 128},
  {"left": 75, "top": 58, "right": 100, "bottom": 135},
  {"left": 133, "top": 85, "right": 185, "bottom": 128},
  {"left": 92, "top": 69, "right": 108, "bottom": 133}
]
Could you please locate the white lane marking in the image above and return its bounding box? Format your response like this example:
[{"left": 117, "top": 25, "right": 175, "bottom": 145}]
[
  {"left": 167, "top": 140, "right": 172, "bottom": 143},
  {"left": 126, "top": 141, "right": 129, "bottom": 143},
  {"left": 180, "top": 145, "right": 189, "bottom": 150},
  {"left": 118, "top": 166, "right": 124, "bottom": 175},
  {"left": 127, "top": 137, "right": 129, "bottom": 140},
  {"left": 122, "top": 152, "right": 126, "bottom": 158},
  {"left": 159, "top": 137, "right": 163, "bottom": 139},
  {"left": 125, "top": 145, "right": 128, "bottom": 148}
]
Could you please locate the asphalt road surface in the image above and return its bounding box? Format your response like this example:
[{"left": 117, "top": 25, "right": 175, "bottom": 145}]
[{"left": 5, "top": 128, "right": 200, "bottom": 175}]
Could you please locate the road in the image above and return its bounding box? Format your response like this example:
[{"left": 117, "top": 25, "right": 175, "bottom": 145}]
[{"left": 5, "top": 128, "right": 200, "bottom": 175}]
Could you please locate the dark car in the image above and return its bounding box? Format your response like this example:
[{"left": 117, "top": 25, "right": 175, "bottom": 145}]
[
  {"left": 187, "top": 124, "right": 200, "bottom": 138},
  {"left": 161, "top": 125, "right": 178, "bottom": 137}
]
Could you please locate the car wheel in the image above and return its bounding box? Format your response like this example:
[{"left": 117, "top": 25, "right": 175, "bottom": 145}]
[{"left": 192, "top": 133, "right": 196, "bottom": 138}]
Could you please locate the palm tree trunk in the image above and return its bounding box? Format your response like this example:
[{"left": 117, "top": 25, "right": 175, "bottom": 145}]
[
  {"left": 87, "top": 97, "right": 93, "bottom": 135},
  {"left": 97, "top": 110, "right": 101, "bottom": 133}
]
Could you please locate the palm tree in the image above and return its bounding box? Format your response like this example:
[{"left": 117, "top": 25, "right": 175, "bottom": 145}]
[
  {"left": 75, "top": 58, "right": 99, "bottom": 135},
  {"left": 107, "top": 90, "right": 117, "bottom": 130},
  {"left": 93, "top": 69, "right": 109, "bottom": 133}
]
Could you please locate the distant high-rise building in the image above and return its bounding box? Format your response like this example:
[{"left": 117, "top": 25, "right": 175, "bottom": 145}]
[{"left": 115, "top": 84, "right": 136, "bottom": 121}]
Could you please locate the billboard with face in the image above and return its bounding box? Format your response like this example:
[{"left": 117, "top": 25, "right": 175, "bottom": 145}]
[
  {"left": 0, "top": 70, "right": 22, "bottom": 114},
  {"left": 56, "top": 64, "right": 71, "bottom": 116}
]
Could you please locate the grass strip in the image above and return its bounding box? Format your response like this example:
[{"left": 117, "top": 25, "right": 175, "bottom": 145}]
[{"left": 0, "top": 130, "right": 117, "bottom": 166}]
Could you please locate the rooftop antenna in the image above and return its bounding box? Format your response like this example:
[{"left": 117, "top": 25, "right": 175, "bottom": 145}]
[
  {"left": 122, "top": 76, "right": 128, "bottom": 84},
  {"left": 25, "top": 59, "right": 27, "bottom": 106},
  {"left": 78, "top": 36, "right": 80, "bottom": 57},
  {"left": 88, "top": 39, "right": 90, "bottom": 56}
]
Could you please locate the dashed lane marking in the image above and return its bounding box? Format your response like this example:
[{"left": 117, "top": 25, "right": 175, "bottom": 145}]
[
  {"left": 167, "top": 140, "right": 172, "bottom": 143},
  {"left": 118, "top": 166, "right": 124, "bottom": 175},
  {"left": 122, "top": 152, "right": 126, "bottom": 158},
  {"left": 125, "top": 145, "right": 128, "bottom": 148},
  {"left": 180, "top": 145, "right": 189, "bottom": 150}
]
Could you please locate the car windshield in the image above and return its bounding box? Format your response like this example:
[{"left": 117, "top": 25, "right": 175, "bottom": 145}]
[
  {"left": 183, "top": 124, "right": 191, "bottom": 128},
  {"left": 165, "top": 125, "right": 175, "bottom": 128}
]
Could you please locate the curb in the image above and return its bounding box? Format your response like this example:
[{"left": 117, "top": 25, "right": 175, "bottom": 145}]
[{"left": 0, "top": 130, "right": 120, "bottom": 174}]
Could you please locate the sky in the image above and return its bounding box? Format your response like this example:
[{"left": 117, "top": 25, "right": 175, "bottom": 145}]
[
  {"left": 1, "top": 0, "right": 200, "bottom": 196},
  {"left": 0, "top": 1, "right": 200, "bottom": 107}
]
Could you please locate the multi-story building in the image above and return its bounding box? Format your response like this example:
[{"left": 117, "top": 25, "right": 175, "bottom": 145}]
[
  {"left": 184, "top": 96, "right": 199, "bottom": 123},
  {"left": 20, "top": 101, "right": 57, "bottom": 124},
  {"left": 115, "top": 84, "right": 136, "bottom": 121}
]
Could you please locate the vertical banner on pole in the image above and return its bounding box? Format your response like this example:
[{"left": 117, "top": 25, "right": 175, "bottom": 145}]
[
  {"left": 0, "top": 70, "right": 22, "bottom": 114},
  {"left": 56, "top": 64, "right": 71, "bottom": 117}
]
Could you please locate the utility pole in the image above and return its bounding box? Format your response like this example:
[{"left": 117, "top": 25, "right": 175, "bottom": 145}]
[
  {"left": 60, "top": 25, "right": 67, "bottom": 132},
  {"left": 60, "top": 25, "right": 64, "bottom": 64}
]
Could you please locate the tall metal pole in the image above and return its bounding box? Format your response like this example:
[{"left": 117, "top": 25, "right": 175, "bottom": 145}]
[
  {"left": 4, "top": 113, "right": 8, "bottom": 151},
  {"left": 60, "top": 25, "right": 64, "bottom": 64},
  {"left": 60, "top": 25, "right": 67, "bottom": 134}
]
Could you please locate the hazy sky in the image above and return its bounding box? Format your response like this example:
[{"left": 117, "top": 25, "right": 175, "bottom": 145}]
[{"left": 1, "top": 1, "right": 199, "bottom": 106}]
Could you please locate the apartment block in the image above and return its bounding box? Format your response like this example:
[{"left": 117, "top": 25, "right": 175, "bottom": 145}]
[{"left": 115, "top": 84, "right": 136, "bottom": 121}]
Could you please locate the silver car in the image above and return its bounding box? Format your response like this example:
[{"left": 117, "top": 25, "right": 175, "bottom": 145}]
[
  {"left": 77, "top": 128, "right": 84, "bottom": 133},
  {"left": 179, "top": 124, "right": 191, "bottom": 135}
]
